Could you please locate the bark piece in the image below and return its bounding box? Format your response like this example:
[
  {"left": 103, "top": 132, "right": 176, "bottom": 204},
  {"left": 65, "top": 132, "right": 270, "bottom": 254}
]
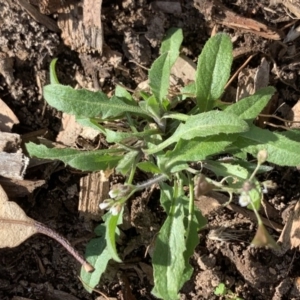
[
  {"left": 0, "top": 152, "right": 29, "bottom": 180},
  {"left": 58, "top": 0, "right": 103, "bottom": 53},
  {"left": 79, "top": 170, "right": 110, "bottom": 221},
  {"left": 0, "top": 132, "right": 21, "bottom": 152},
  {"left": 0, "top": 52, "right": 14, "bottom": 85}
]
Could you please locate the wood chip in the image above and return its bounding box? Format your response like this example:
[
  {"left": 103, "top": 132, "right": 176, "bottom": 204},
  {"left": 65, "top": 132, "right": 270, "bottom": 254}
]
[
  {"left": 0, "top": 52, "right": 14, "bottom": 86},
  {"left": 58, "top": 0, "right": 103, "bottom": 53},
  {"left": 78, "top": 170, "right": 110, "bottom": 221},
  {"left": 0, "top": 152, "right": 29, "bottom": 180}
]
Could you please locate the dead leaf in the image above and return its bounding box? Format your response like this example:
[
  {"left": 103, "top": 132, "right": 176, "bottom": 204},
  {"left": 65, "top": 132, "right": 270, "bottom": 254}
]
[
  {"left": 0, "top": 184, "right": 37, "bottom": 247},
  {"left": 287, "top": 100, "right": 300, "bottom": 129},
  {"left": 56, "top": 113, "right": 83, "bottom": 146},
  {"left": 0, "top": 184, "right": 94, "bottom": 272},
  {"left": 0, "top": 98, "right": 19, "bottom": 132}
]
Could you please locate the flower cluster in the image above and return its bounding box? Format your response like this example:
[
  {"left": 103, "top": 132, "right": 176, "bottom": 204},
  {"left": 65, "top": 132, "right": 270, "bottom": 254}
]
[{"left": 99, "top": 184, "right": 132, "bottom": 215}]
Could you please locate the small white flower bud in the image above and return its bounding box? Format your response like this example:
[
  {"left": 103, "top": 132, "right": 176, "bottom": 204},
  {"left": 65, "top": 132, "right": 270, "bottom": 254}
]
[
  {"left": 99, "top": 199, "right": 112, "bottom": 210},
  {"left": 239, "top": 193, "right": 251, "bottom": 207},
  {"left": 257, "top": 149, "right": 268, "bottom": 164},
  {"left": 110, "top": 204, "right": 122, "bottom": 215}
]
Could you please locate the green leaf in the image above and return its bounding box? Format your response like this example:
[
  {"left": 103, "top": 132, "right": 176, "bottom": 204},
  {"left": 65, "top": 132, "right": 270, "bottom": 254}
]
[
  {"left": 214, "top": 283, "right": 227, "bottom": 296},
  {"left": 139, "top": 95, "right": 164, "bottom": 119},
  {"left": 146, "top": 111, "right": 249, "bottom": 155},
  {"left": 195, "top": 33, "right": 232, "bottom": 112},
  {"left": 26, "top": 142, "right": 121, "bottom": 171},
  {"left": 43, "top": 84, "right": 145, "bottom": 119},
  {"left": 225, "top": 87, "right": 275, "bottom": 120},
  {"left": 116, "top": 151, "right": 139, "bottom": 176},
  {"left": 149, "top": 53, "right": 171, "bottom": 105},
  {"left": 152, "top": 196, "right": 186, "bottom": 300},
  {"left": 105, "top": 211, "right": 123, "bottom": 263},
  {"left": 181, "top": 197, "right": 206, "bottom": 286},
  {"left": 137, "top": 161, "right": 161, "bottom": 174},
  {"left": 115, "top": 84, "right": 134, "bottom": 102},
  {"left": 181, "top": 82, "right": 196, "bottom": 100},
  {"left": 204, "top": 160, "right": 250, "bottom": 187},
  {"left": 76, "top": 117, "right": 106, "bottom": 134},
  {"left": 149, "top": 28, "right": 183, "bottom": 103},
  {"left": 80, "top": 226, "right": 112, "bottom": 293},
  {"left": 234, "top": 125, "right": 300, "bottom": 166},
  {"left": 105, "top": 128, "right": 158, "bottom": 143},
  {"left": 49, "top": 59, "right": 60, "bottom": 84},
  {"left": 160, "top": 28, "right": 183, "bottom": 58},
  {"left": 166, "top": 134, "right": 238, "bottom": 164},
  {"left": 159, "top": 182, "right": 173, "bottom": 213}
]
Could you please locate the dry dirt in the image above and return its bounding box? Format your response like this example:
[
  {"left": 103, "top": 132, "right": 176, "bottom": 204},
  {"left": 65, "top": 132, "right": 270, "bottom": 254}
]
[{"left": 1, "top": 0, "right": 300, "bottom": 299}]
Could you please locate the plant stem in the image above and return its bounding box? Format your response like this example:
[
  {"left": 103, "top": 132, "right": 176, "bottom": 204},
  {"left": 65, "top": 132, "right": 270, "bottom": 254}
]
[
  {"left": 34, "top": 221, "right": 94, "bottom": 273},
  {"left": 186, "top": 173, "right": 194, "bottom": 239},
  {"left": 135, "top": 174, "right": 168, "bottom": 190}
]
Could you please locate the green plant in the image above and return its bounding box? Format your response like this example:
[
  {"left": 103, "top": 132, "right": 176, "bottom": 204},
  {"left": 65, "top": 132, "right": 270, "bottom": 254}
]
[
  {"left": 26, "top": 28, "right": 300, "bottom": 299},
  {"left": 214, "top": 283, "right": 244, "bottom": 300}
]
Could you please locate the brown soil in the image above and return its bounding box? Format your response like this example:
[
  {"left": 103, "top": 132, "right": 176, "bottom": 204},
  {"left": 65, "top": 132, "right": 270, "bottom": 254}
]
[{"left": 1, "top": 0, "right": 300, "bottom": 299}]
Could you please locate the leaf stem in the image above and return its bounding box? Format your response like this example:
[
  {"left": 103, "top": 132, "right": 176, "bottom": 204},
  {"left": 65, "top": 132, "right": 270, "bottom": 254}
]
[{"left": 135, "top": 174, "right": 168, "bottom": 190}]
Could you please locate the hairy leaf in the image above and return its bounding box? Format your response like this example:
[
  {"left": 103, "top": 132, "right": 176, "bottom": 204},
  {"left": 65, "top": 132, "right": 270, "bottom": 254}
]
[
  {"left": 195, "top": 33, "right": 232, "bottom": 112},
  {"left": 80, "top": 225, "right": 112, "bottom": 293},
  {"left": 105, "top": 211, "right": 123, "bottom": 263},
  {"left": 152, "top": 195, "right": 186, "bottom": 300},
  {"left": 146, "top": 111, "right": 248, "bottom": 154},
  {"left": 166, "top": 134, "right": 238, "bottom": 165},
  {"left": 225, "top": 87, "right": 275, "bottom": 120},
  {"left": 234, "top": 125, "right": 300, "bottom": 166},
  {"left": 26, "top": 142, "right": 122, "bottom": 171},
  {"left": 149, "top": 28, "right": 183, "bottom": 103},
  {"left": 44, "top": 84, "right": 145, "bottom": 119}
]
